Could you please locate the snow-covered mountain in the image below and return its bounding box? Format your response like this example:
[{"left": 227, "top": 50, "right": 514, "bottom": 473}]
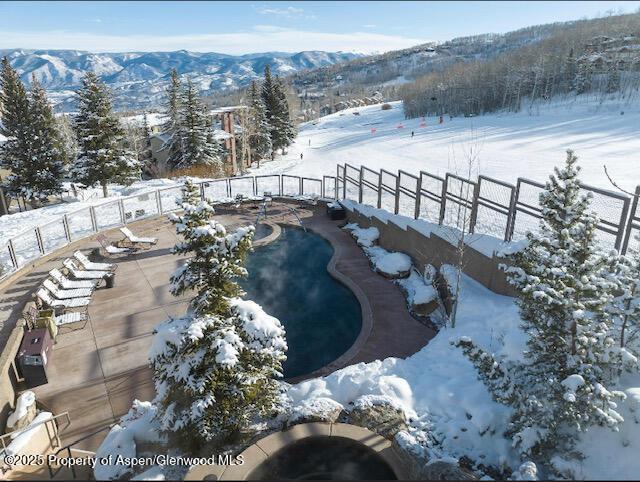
[{"left": 0, "top": 49, "right": 362, "bottom": 111}]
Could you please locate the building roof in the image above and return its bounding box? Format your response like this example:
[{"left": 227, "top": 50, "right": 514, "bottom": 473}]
[{"left": 209, "top": 105, "right": 248, "bottom": 115}]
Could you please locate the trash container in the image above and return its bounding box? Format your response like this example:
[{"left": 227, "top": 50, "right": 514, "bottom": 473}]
[
  {"left": 17, "top": 328, "right": 53, "bottom": 387},
  {"left": 326, "top": 202, "right": 346, "bottom": 220},
  {"left": 105, "top": 273, "right": 115, "bottom": 288}
]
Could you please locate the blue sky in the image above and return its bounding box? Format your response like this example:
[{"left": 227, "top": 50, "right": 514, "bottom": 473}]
[{"left": 1, "top": 1, "right": 639, "bottom": 54}]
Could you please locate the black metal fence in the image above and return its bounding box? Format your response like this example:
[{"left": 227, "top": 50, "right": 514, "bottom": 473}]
[{"left": 337, "top": 163, "right": 639, "bottom": 254}]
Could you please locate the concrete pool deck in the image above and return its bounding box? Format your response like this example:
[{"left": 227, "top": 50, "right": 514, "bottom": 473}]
[{"left": 0, "top": 200, "right": 435, "bottom": 451}]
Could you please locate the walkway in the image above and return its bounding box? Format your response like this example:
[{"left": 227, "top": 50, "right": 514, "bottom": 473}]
[{"left": 0, "top": 201, "right": 434, "bottom": 451}]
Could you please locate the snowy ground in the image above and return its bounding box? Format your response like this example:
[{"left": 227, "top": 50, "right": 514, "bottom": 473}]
[{"left": 250, "top": 95, "right": 640, "bottom": 193}]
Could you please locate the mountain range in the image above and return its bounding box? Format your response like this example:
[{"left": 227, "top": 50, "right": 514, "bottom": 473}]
[{"left": 0, "top": 49, "right": 362, "bottom": 111}]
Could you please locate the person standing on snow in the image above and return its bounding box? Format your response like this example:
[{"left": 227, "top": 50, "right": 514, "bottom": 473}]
[{"left": 300, "top": 152, "right": 304, "bottom": 160}]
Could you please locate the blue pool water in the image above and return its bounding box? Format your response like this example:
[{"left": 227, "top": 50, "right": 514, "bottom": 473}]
[{"left": 241, "top": 226, "right": 362, "bottom": 379}]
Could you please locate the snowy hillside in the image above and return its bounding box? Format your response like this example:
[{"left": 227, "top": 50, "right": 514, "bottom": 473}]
[
  {"left": 251, "top": 98, "right": 640, "bottom": 192},
  {"left": 1, "top": 49, "right": 361, "bottom": 111}
]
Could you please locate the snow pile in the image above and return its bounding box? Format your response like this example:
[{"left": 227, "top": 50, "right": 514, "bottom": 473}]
[
  {"left": 94, "top": 400, "right": 166, "bottom": 481},
  {"left": 364, "top": 246, "right": 412, "bottom": 277},
  {"left": 343, "top": 223, "right": 379, "bottom": 247},
  {"left": 6, "top": 391, "right": 36, "bottom": 430},
  {"left": 396, "top": 270, "right": 438, "bottom": 306},
  {"left": 4, "top": 412, "right": 53, "bottom": 457}
]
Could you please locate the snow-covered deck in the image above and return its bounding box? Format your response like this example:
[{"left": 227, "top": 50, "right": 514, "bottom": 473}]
[{"left": 0, "top": 201, "right": 434, "bottom": 451}]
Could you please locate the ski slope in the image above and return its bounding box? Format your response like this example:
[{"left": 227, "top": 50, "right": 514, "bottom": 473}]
[{"left": 251, "top": 98, "right": 640, "bottom": 192}]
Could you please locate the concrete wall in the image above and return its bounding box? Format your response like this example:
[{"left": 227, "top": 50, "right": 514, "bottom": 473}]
[
  {"left": 346, "top": 207, "right": 517, "bottom": 298},
  {"left": 0, "top": 321, "right": 24, "bottom": 432}
]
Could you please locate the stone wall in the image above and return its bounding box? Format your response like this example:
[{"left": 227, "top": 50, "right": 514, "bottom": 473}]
[{"left": 345, "top": 207, "right": 517, "bottom": 298}]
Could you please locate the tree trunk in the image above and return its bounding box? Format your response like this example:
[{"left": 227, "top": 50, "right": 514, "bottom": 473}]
[{"left": 102, "top": 182, "right": 108, "bottom": 198}]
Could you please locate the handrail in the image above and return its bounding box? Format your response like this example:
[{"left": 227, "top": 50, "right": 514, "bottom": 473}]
[
  {"left": 47, "top": 423, "right": 114, "bottom": 480},
  {"left": 0, "top": 411, "right": 71, "bottom": 454},
  {"left": 0, "top": 174, "right": 335, "bottom": 281}
]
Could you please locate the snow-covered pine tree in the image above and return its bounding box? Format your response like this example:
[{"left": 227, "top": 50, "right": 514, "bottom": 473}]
[
  {"left": 159, "top": 68, "right": 183, "bottom": 166},
  {"left": 247, "top": 80, "right": 272, "bottom": 164},
  {"left": 562, "top": 48, "right": 577, "bottom": 92},
  {"left": 22, "top": 76, "right": 65, "bottom": 201},
  {"left": 574, "top": 60, "right": 592, "bottom": 95},
  {"left": 606, "top": 62, "right": 621, "bottom": 94},
  {"left": 71, "top": 72, "right": 141, "bottom": 197},
  {"left": 168, "top": 78, "right": 224, "bottom": 171},
  {"left": 455, "top": 151, "right": 627, "bottom": 465},
  {"left": 261, "top": 65, "right": 295, "bottom": 155},
  {"left": 151, "top": 180, "right": 287, "bottom": 449},
  {"left": 0, "top": 56, "right": 32, "bottom": 201}
]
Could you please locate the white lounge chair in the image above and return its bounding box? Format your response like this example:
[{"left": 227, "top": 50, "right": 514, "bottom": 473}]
[
  {"left": 120, "top": 227, "right": 158, "bottom": 248},
  {"left": 63, "top": 259, "right": 109, "bottom": 280},
  {"left": 49, "top": 268, "right": 98, "bottom": 290},
  {"left": 43, "top": 279, "right": 93, "bottom": 299},
  {"left": 73, "top": 250, "right": 116, "bottom": 272},
  {"left": 36, "top": 288, "right": 90, "bottom": 310},
  {"left": 97, "top": 234, "right": 133, "bottom": 255},
  {"left": 55, "top": 311, "right": 88, "bottom": 326}
]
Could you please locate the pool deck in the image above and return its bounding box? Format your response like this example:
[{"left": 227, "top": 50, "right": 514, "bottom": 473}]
[{"left": 0, "top": 200, "right": 434, "bottom": 451}]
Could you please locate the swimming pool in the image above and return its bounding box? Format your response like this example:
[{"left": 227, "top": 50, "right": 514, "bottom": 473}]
[{"left": 241, "top": 225, "right": 362, "bottom": 379}]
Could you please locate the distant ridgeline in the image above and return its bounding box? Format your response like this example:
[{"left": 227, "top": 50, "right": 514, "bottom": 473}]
[{"left": 399, "top": 12, "right": 640, "bottom": 118}]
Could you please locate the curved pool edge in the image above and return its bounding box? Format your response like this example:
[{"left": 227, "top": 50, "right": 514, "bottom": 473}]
[{"left": 184, "top": 422, "right": 409, "bottom": 481}]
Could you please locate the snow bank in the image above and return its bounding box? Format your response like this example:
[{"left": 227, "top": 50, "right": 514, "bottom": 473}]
[
  {"left": 343, "top": 223, "right": 379, "bottom": 247},
  {"left": 4, "top": 412, "right": 52, "bottom": 457},
  {"left": 364, "top": 246, "right": 412, "bottom": 277},
  {"left": 6, "top": 391, "right": 35, "bottom": 430},
  {"left": 396, "top": 270, "right": 438, "bottom": 306},
  {"left": 94, "top": 401, "right": 165, "bottom": 481}
]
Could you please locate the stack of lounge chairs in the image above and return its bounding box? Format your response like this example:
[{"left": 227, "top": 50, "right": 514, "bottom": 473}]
[
  {"left": 33, "top": 252, "right": 116, "bottom": 332},
  {"left": 30, "top": 227, "right": 158, "bottom": 335}
]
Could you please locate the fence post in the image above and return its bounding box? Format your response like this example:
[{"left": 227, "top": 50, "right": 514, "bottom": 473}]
[
  {"left": 62, "top": 215, "right": 72, "bottom": 242},
  {"left": 438, "top": 176, "right": 448, "bottom": 225},
  {"left": 621, "top": 185, "right": 640, "bottom": 254},
  {"left": 358, "top": 167, "right": 363, "bottom": 204},
  {"left": 508, "top": 180, "right": 523, "bottom": 241},
  {"left": 155, "top": 190, "right": 163, "bottom": 215},
  {"left": 118, "top": 200, "right": 126, "bottom": 225},
  {"left": 394, "top": 171, "right": 401, "bottom": 215},
  {"left": 414, "top": 174, "right": 422, "bottom": 220},
  {"left": 468, "top": 180, "right": 481, "bottom": 234},
  {"left": 90, "top": 206, "right": 98, "bottom": 232},
  {"left": 377, "top": 171, "right": 383, "bottom": 209},
  {"left": 34, "top": 227, "right": 45, "bottom": 254},
  {"left": 505, "top": 183, "right": 518, "bottom": 242},
  {"left": 7, "top": 239, "right": 18, "bottom": 270}
]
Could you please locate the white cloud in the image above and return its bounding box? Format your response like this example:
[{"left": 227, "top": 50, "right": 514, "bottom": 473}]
[
  {"left": 362, "top": 24, "right": 377, "bottom": 28},
  {"left": 257, "top": 6, "right": 306, "bottom": 17},
  {"left": 0, "top": 27, "right": 427, "bottom": 55}
]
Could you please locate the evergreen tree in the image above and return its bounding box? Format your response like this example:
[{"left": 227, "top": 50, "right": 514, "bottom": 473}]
[
  {"left": 455, "top": 151, "right": 630, "bottom": 465},
  {"left": 562, "top": 48, "right": 577, "bottom": 92},
  {"left": 247, "top": 80, "right": 272, "bottom": 163},
  {"left": 151, "top": 180, "right": 287, "bottom": 449},
  {"left": 606, "top": 62, "right": 621, "bottom": 94},
  {"left": 23, "top": 77, "right": 65, "bottom": 200},
  {"left": 1, "top": 61, "right": 64, "bottom": 203},
  {"left": 71, "top": 72, "right": 141, "bottom": 197},
  {"left": 168, "top": 78, "right": 224, "bottom": 170},
  {"left": 261, "top": 65, "right": 296, "bottom": 155},
  {"left": 574, "top": 60, "right": 593, "bottom": 94},
  {"left": 0, "top": 57, "right": 32, "bottom": 200},
  {"left": 160, "top": 68, "right": 183, "bottom": 164}
]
